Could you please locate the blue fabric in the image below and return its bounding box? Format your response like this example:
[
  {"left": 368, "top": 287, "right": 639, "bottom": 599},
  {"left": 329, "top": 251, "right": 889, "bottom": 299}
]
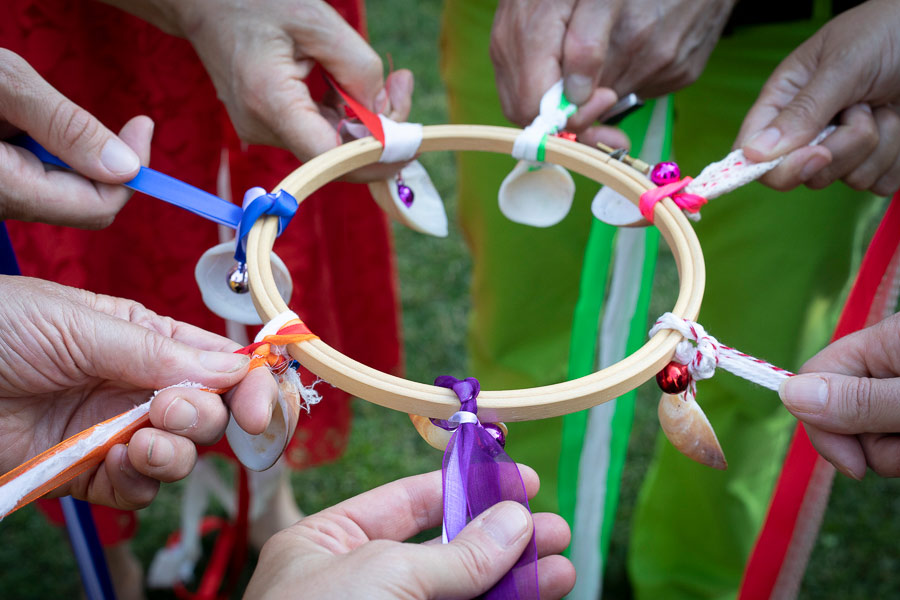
[
  {"left": 233, "top": 189, "right": 299, "bottom": 263},
  {"left": 10, "top": 135, "right": 242, "bottom": 228},
  {"left": 0, "top": 222, "right": 20, "bottom": 276}
]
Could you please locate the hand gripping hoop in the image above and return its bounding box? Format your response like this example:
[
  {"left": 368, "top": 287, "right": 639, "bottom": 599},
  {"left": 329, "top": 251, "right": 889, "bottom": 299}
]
[{"left": 246, "top": 125, "right": 705, "bottom": 423}]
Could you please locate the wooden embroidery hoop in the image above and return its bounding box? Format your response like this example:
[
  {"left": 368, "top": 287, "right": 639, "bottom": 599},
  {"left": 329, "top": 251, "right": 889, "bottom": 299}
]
[{"left": 246, "top": 125, "right": 704, "bottom": 424}]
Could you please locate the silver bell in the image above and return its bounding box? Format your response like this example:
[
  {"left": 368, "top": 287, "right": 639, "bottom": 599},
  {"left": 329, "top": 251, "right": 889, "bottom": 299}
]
[{"left": 227, "top": 262, "right": 250, "bottom": 294}]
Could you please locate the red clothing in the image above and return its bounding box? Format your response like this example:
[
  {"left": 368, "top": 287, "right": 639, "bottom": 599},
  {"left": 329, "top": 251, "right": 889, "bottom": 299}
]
[{"left": 2, "top": 0, "right": 400, "bottom": 543}]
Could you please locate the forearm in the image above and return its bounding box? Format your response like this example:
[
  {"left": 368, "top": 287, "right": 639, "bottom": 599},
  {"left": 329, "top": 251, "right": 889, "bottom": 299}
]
[{"left": 95, "top": 0, "right": 194, "bottom": 37}]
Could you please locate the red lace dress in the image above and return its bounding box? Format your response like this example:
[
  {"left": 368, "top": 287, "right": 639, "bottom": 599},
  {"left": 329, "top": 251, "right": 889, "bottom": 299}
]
[{"left": 1, "top": 0, "right": 400, "bottom": 543}]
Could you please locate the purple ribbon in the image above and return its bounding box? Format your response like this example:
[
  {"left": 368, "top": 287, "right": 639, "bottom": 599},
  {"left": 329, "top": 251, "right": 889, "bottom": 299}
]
[{"left": 434, "top": 375, "right": 539, "bottom": 600}]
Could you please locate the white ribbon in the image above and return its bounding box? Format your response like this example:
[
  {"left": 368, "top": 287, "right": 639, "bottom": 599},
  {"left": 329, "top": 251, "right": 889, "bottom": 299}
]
[{"left": 512, "top": 80, "right": 576, "bottom": 162}]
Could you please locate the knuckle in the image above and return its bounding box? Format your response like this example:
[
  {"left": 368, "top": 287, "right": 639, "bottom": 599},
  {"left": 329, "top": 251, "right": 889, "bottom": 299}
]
[
  {"left": 452, "top": 539, "right": 497, "bottom": 588},
  {"left": 565, "top": 35, "right": 604, "bottom": 71},
  {"left": 837, "top": 376, "right": 874, "bottom": 425},
  {"left": 783, "top": 93, "right": 823, "bottom": 127},
  {"left": 48, "top": 100, "right": 103, "bottom": 154}
]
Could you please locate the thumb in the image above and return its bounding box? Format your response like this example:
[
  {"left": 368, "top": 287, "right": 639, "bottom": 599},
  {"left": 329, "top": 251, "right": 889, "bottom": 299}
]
[
  {"left": 80, "top": 311, "right": 250, "bottom": 391},
  {"left": 413, "top": 502, "right": 533, "bottom": 598},
  {"left": 740, "top": 50, "right": 852, "bottom": 161},
  {"left": 779, "top": 373, "right": 900, "bottom": 434},
  {"left": 305, "top": 6, "right": 386, "bottom": 113},
  {"left": 0, "top": 50, "right": 140, "bottom": 182}
]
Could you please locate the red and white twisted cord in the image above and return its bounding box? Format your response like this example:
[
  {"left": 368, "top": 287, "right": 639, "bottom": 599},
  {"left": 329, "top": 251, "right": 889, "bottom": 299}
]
[{"left": 650, "top": 313, "right": 794, "bottom": 392}]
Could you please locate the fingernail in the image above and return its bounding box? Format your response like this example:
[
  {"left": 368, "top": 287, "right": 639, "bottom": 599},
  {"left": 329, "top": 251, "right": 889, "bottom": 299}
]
[
  {"left": 800, "top": 154, "right": 830, "bottom": 180},
  {"left": 564, "top": 74, "right": 593, "bottom": 106},
  {"left": 164, "top": 397, "right": 198, "bottom": 432},
  {"left": 831, "top": 459, "right": 863, "bottom": 481},
  {"left": 374, "top": 88, "right": 388, "bottom": 114},
  {"left": 100, "top": 136, "right": 140, "bottom": 175},
  {"left": 779, "top": 375, "right": 828, "bottom": 414},
  {"left": 146, "top": 433, "right": 174, "bottom": 467},
  {"left": 746, "top": 127, "right": 782, "bottom": 157},
  {"left": 479, "top": 502, "right": 529, "bottom": 547},
  {"left": 200, "top": 352, "right": 249, "bottom": 373}
]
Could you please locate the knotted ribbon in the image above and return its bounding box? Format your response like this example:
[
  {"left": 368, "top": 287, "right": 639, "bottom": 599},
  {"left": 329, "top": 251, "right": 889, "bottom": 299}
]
[
  {"left": 434, "top": 375, "right": 539, "bottom": 600},
  {"left": 638, "top": 177, "right": 707, "bottom": 223},
  {"left": 233, "top": 187, "right": 299, "bottom": 263}
]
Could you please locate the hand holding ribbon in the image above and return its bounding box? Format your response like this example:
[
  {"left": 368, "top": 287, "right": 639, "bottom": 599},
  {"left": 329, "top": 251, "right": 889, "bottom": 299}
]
[{"left": 434, "top": 375, "right": 541, "bottom": 599}]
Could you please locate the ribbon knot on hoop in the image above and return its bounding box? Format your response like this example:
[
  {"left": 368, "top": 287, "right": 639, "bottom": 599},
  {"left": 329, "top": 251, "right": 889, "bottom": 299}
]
[
  {"left": 639, "top": 177, "right": 707, "bottom": 224},
  {"left": 433, "top": 375, "right": 539, "bottom": 599},
  {"left": 233, "top": 187, "right": 299, "bottom": 264},
  {"left": 512, "top": 80, "right": 577, "bottom": 163},
  {"left": 650, "top": 312, "right": 794, "bottom": 396}
]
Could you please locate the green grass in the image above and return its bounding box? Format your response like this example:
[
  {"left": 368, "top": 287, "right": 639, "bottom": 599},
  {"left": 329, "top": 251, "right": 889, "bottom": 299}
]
[{"left": 3, "top": 0, "right": 900, "bottom": 598}]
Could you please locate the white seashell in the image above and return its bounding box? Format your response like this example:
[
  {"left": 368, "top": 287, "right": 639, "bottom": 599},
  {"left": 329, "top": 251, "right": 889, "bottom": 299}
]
[
  {"left": 498, "top": 160, "right": 575, "bottom": 227},
  {"left": 658, "top": 393, "right": 727, "bottom": 470},
  {"left": 368, "top": 160, "right": 448, "bottom": 237},
  {"left": 194, "top": 241, "right": 292, "bottom": 325},
  {"left": 226, "top": 370, "right": 303, "bottom": 471},
  {"left": 590, "top": 185, "right": 648, "bottom": 227}
]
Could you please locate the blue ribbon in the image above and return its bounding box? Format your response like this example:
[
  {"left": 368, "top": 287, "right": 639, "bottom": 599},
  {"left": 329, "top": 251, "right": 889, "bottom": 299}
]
[
  {"left": 8, "top": 136, "right": 298, "bottom": 251},
  {"left": 233, "top": 187, "right": 298, "bottom": 264},
  {"left": 434, "top": 375, "right": 539, "bottom": 600}
]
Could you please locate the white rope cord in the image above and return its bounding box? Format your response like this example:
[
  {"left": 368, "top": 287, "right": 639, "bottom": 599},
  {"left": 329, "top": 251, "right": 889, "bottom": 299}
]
[
  {"left": 650, "top": 313, "right": 793, "bottom": 393},
  {"left": 685, "top": 126, "right": 835, "bottom": 200}
]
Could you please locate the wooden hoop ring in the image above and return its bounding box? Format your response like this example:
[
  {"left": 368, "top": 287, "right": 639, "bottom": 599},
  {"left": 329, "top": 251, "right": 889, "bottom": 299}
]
[{"left": 247, "top": 125, "right": 704, "bottom": 423}]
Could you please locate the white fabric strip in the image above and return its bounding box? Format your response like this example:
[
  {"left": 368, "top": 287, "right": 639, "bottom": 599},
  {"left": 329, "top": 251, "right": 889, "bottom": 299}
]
[
  {"left": 449, "top": 411, "right": 479, "bottom": 427},
  {"left": 512, "top": 80, "right": 576, "bottom": 162},
  {"left": 378, "top": 115, "right": 423, "bottom": 163},
  {"left": 257, "top": 310, "right": 299, "bottom": 342},
  {"left": 686, "top": 126, "right": 835, "bottom": 200}
]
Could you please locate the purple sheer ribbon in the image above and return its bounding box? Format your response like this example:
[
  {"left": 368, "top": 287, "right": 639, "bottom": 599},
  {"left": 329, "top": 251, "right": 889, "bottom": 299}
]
[{"left": 434, "top": 375, "right": 540, "bottom": 600}]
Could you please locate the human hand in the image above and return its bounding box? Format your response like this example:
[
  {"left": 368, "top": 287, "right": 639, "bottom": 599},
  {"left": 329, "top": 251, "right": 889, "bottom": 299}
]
[
  {"left": 737, "top": 0, "right": 900, "bottom": 193},
  {"left": 107, "top": 0, "right": 413, "bottom": 180},
  {"left": 0, "top": 49, "right": 152, "bottom": 228},
  {"left": 0, "top": 276, "right": 278, "bottom": 509},
  {"left": 490, "top": 0, "right": 734, "bottom": 147},
  {"left": 246, "top": 467, "right": 575, "bottom": 599},
  {"left": 778, "top": 312, "right": 900, "bottom": 480}
]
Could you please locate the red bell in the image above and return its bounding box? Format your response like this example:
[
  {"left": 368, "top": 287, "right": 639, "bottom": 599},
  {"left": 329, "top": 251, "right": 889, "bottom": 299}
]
[{"left": 656, "top": 361, "right": 691, "bottom": 395}]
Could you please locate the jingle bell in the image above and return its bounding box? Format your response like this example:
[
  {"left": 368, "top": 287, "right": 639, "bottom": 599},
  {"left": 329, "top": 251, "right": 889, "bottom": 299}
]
[
  {"left": 656, "top": 360, "right": 691, "bottom": 395},
  {"left": 483, "top": 422, "right": 507, "bottom": 448},
  {"left": 227, "top": 262, "right": 250, "bottom": 294},
  {"left": 650, "top": 161, "right": 681, "bottom": 186}
]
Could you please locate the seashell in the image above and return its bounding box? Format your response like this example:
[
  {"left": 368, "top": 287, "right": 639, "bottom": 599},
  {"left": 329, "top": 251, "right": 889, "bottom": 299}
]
[
  {"left": 368, "top": 160, "right": 448, "bottom": 237},
  {"left": 590, "top": 185, "right": 648, "bottom": 227},
  {"left": 226, "top": 369, "right": 303, "bottom": 471},
  {"left": 194, "top": 241, "right": 292, "bottom": 325},
  {"left": 658, "top": 392, "right": 727, "bottom": 470},
  {"left": 409, "top": 414, "right": 508, "bottom": 452},
  {"left": 498, "top": 160, "right": 575, "bottom": 227}
]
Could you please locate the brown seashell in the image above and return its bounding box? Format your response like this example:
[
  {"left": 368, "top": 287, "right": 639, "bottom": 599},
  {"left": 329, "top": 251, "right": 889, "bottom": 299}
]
[
  {"left": 409, "top": 414, "right": 508, "bottom": 452},
  {"left": 658, "top": 393, "right": 727, "bottom": 470}
]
